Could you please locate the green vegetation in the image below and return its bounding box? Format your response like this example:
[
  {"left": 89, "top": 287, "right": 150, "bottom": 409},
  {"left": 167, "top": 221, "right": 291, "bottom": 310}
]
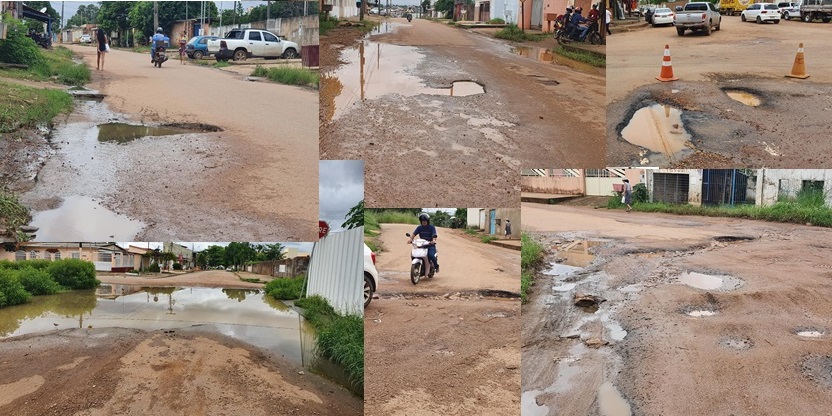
[
  {"left": 364, "top": 209, "right": 420, "bottom": 237},
  {"left": 0, "top": 259, "right": 100, "bottom": 307},
  {"left": 252, "top": 66, "right": 319, "bottom": 88},
  {"left": 607, "top": 189, "right": 832, "bottom": 227},
  {"left": 0, "top": 81, "right": 73, "bottom": 133},
  {"left": 464, "top": 227, "right": 478, "bottom": 235},
  {"left": 481, "top": 235, "right": 498, "bottom": 244},
  {"left": 47, "top": 259, "right": 99, "bottom": 289},
  {"left": 17, "top": 267, "right": 62, "bottom": 295},
  {"left": 364, "top": 238, "right": 382, "bottom": 254},
  {"left": 554, "top": 46, "right": 605, "bottom": 68},
  {"left": 487, "top": 18, "right": 506, "bottom": 24},
  {"left": 0, "top": 269, "right": 32, "bottom": 307},
  {"left": 213, "top": 61, "right": 231, "bottom": 68},
  {"left": 264, "top": 276, "right": 306, "bottom": 300},
  {"left": 495, "top": 25, "right": 549, "bottom": 42},
  {"left": 172, "top": 262, "right": 183, "bottom": 270},
  {"left": 342, "top": 200, "right": 364, "bottom": 230},
  {"left": 0, "top": 18, "right": 90, "bottom": 85},
  {"left": 0, "top": 191, "right": 32, "bottom": 238},
  {"left": 239, "top": 277, "right": 263, "bottom": 283},
  {"left": 521, "top": 233, "right": 545, "bottom": 303},
  {"left": 320, "top": 16, "right": 339, "bottom": 35},
  {"left": 147, "top": 263, "right": 161, "bottom": 273},
  {"left": 295, "top": 295, "right": 363, "bottom": 387},
  {"left": 196, "top": 243, "right": 286, "bottom": 270}
]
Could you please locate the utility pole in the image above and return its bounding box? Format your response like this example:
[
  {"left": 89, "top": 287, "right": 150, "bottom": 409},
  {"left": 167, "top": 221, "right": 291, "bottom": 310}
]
[
  {"left": 266, "top": 0, "right": 270, "bottom": 23},
  {"left": 360, "top": 0, "right": 366, "bottom": 21},
  {"left": 153, "top": 1, "right": 159, "bottom": 32}
]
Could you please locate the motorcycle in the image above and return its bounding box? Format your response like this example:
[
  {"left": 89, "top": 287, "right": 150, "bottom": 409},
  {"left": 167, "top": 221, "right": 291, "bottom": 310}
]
[
  {"left": 561, "top": 19, "right": 602, "bottom": 45},
  {"left": 153, "top": 45, "right": 169, "bottom": 68},
  {"left": 406, "top": 233, "right": 437, "bottom": 285},
  {"left": 406, "top": 12, "right": 413, "bottom": 22}
]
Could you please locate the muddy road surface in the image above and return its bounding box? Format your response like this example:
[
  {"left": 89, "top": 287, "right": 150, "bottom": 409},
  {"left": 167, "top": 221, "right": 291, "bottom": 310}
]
[
  {"left": 364, "top": 223, "right": 520, "bottom": 415},
  {"left": 607, "top": 17, "right": 832, "bottom": 167},
  {"left": 96, "top": 269, "right": 266, "bottom": 289},
  {"left": 21, "top": 45, "right": 317, "bottom": 241},
  {"left": 0, "top": 328, "right": 361, "bottom": 416},
  {"left": 321, "top": 19, "right": 605, "bottom": 207},
  {"left": 522, "top": 203, "right": 832, "bottom": 415}
]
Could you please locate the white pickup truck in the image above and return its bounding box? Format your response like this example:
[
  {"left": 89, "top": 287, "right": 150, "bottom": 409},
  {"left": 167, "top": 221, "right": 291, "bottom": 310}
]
[
  {"left": 207, "top": 29, "right": 300, "bottom": 61},
  {"left": 673, "top": 2, "right": 722, "bottom": 36}
]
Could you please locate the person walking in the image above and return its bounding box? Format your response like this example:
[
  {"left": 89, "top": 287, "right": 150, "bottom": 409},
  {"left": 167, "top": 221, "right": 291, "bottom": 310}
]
[
  {"left": 606, "top": 7, "right": 613, "bottom": 35},
  {"left": 179, "top": 31, "right": 188, "bottom": 64},
  {"left": 95, "top": 28, "right": 108, "bottom": 70},
  {"left": 623, "top": 179, "right": 633, "bottom": 212},
  {"left": 504, "top": 219, "right": 512, "bottom": 240}
]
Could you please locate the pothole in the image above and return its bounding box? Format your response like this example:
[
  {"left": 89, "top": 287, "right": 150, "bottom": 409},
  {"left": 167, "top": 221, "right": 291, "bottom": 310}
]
[
  {"left": 448, "top": 80, "right": 485, "bottom": 96},
  {"left": 795, "top": 327, "right": 826, "bottom": 338},
  {"left": 97, "top": 123, "right": 222, "bottom": 143},
  {"left": 723, "top": 88, "right": 762, "bottom": 107},
  {"left": 597, "top": 382, "right": 632, "bottom": 416},
  {"left": 555, "top": 240, "right": 601, "bottom": 268},
  {"left": 620, "top": 104, "right": 693, "bottom": 158},
  {"left": 719, "top": 336, "right": 754, "bottom": 351},
  {"left": 681, "top": 305, "right": 719, "bottom": 317},
  {"left": 802, "top": 355, "right": 832, "bottom": 388},
  {"left": 677, "top": 272, "right": 744, "bottom": 291},
  {"left": 29, "top": 195, "right": 145, "bottom": 241},
  {"left": 552, "top": 282, "right": 577, "bottom": 292},
  {"left": 512, "top": 46, "right": 555, "bottom": 63},
  {"left": 713, "top": 235, "right": 755, "bottom": 242}
]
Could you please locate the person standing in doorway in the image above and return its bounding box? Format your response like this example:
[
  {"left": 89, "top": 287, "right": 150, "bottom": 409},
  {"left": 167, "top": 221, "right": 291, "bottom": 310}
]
[
  {"left": 623, "top": 179, "right": 633, "bottom": 212},
  {"left": 96, "top": 28, "right": 108, "bottom": 70},
  {"left": 179, "top": 31, "right": 188, "bottom": 64},
  {"left": 505, "top": 219, "right": 512, "bottom": 240}
]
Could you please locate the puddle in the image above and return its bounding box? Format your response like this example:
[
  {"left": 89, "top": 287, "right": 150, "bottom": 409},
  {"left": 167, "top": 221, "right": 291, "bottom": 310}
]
[
  {"left": 331, "top": 40, "right": 485, "bottom": 119},
  {"left": 553, "top": 282, "right": 577, "bottom": 292},
  {"left": 719, "top": 336, "right": 754, "bottom": 350},
  {"left": 687, "top": 310, "right": 717, "bottom": 317},
  {"left": 597, "top": 382, "right": 632, "bottom": 416},
  {"left": 556, "top": 240, "right": 601, "bottom": 268},
  {"left": 621, "top": 104, "right": 693, "bottom": 159},
  {"left": 678, "top": 272, "right": 743, "bottom": 291},
  {"left": 796, "top": 327, "right": 825, "bottom": 338},
  {"left": 29, "top": 195, "right": 145, "bottom": 241},
  {"left": 521, "top": 390, "right": 550, "bottom": 416},
  {"left": 97, "top": 123, "right": 217, "bottom": 144},
  {"left": 802, "top": 355, "right": 832, "bottom": 388},
  {"left": 607, "top": 322, "right": 627, "bottom": 341},
  {"left": 511, "top": 46, "right": 555, "bottom": 63},
  {"left": 723, "top": 89, "right": 762, "bottom": 107},
  {"left": 544, "top": 263, "right": 583, "bottom": 276}
]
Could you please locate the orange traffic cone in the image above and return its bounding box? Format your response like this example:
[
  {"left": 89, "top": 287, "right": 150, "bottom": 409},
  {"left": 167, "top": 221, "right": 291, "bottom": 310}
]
[
  {"left": 786, "top": 43, "right": 810, "bottom": 79},
  {"left": 656, "top": 44, "right": 678, "bottom": 82}
]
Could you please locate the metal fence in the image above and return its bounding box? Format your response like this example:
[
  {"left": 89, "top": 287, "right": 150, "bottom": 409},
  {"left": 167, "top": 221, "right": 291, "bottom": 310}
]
[
  {"left": 702, "top": 169, "right": 750, "bottom": 206},
  {"left": 652, "top": 173, "right": 690, "bottom": 204},
  {"left": 306, "top": 227, "right": 363, "bottom": 316}
]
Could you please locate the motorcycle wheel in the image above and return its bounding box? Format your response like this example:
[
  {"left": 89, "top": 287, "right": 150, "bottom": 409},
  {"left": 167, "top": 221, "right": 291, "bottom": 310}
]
[{"left": 410, "top": 263, "right": 421, "bottom": 285}]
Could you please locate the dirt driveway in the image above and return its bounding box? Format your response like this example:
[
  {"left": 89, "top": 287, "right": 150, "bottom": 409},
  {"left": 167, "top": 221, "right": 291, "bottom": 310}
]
[
  {"left": 364, "top": 223, "right": 521, "bottom": 415},
  {"left": 522, "top": 203, "right": 832, "bottom": 415},
  {"left": 321, "top": 18, "right": 605, "bottom": 207},
  {"left": 20, "top": 45, "right": 317, "bottom": 241},
  {"left": 607, "top": 17, "right": 832, "bottom": 167},
  {"left": 0, "top": 328, "right": 361, "bottom": 416}
]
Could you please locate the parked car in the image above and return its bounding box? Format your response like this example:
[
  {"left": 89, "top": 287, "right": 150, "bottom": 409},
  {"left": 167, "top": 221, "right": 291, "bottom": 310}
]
[
  {"left": 185, "top": 35, "right": 219, "bottom": 59},
  {"left": 674, "top": 2, "right": 722, "bottom": 35},
  {"left": 742, "top": 3, "right": 781, "bottom": 22},
  {"left": 364, "top": 243, "right": 378, "bottom": 308},
  {"left": 207, "top": 29, "right": 300, "bottom": 61},
  {"left": 79, "top": 34, "right": 92, "bottom": 43},
  {"left": 369, "top": 7, "right": 380, "bottom": 14},
  {"left": 652, "top": 8, "right": 675, "bottom": 26},
  {"left": 782, "top": 1, "right": 802, "bottom": 18}
]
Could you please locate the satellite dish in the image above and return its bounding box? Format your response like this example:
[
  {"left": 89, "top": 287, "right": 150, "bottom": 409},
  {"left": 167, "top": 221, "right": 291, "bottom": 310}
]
[{"left": 40, "top": 7, "right": 47, "bottom": 13}]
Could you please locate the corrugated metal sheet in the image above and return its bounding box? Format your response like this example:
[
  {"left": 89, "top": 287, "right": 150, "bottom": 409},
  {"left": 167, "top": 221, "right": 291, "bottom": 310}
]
[{"left": 306, "top": 226, "right": 363, "bottom": 316}]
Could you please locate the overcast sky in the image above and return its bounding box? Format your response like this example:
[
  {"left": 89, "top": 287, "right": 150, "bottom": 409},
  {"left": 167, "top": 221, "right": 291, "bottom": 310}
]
[
  {"left": 50, "top": 1, "right": 269, "bottom": 26},
  {"left": 118, "top": 242, "right": 314, "bottom": 253},
  {"left": 319, "top": 160, "right": 364, "bottom": 232}
]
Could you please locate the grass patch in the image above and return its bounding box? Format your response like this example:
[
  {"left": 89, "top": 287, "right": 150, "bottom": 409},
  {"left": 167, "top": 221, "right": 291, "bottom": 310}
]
[
  {"left": 481, "top": 235, "right": 498, "bottom": 244},
  {"left": 0, "top": 191, "right": 32, "bottom": 235},
  {"left": 554, "top": 46, "right": 605, "bottom": 68},
  {"left": 295, "top": 295, "right": 363, "bottom": 387},
  {"left": 364, "top": 210, "right": 419, "bottom": 236},
  {"left": 495, "top": 24, "right": 549, "bottom": 42},
  {"left": 320, "top": 16, "right": 339, "bottom": 35},
  {"left": 488, "top": 18, "right": 506, "bottom": 24},
  {"left": 0, "top": 80, "right": 73, "bottom": 133},
  {"left": 364, "top": 238, "right": 383, "bottom": 254},
  {"left": 252, "top": 66, "right": 319, "bottom": 88},
  {"left": 521, "top": 232, "right": 545, "bottom": 303},
  {"left": 0, "top": 47, "right": 91, "bottom": 85},
  {"left": 213, "top": 61, "right": 230, "bottom": 68},
  {"left": 464, "top": 227, "right": 478, "bottom": 235},
  {"left": 264, "top": 276, "right": 306, "bottom": 300},
  {"left": 240, "top": 277, "right": 262, "bottom": 283}
]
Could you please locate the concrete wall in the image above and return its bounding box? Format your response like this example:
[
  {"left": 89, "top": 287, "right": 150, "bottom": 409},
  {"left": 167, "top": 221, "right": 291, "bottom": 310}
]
[
  {"left": 521, "top": 176, "right": 584, "bottom": 194},
  {"left": 467, "top": 208, "right": 481, "bottom": 228},
  {"left": 756, "top": 169, "right": 832, "bottom": 207},
  {"left": 250, "top": 256, "right": 310, "bottom": 278},
  {"left": 330, "top": 0, "right": 360, "bottom": 18},
  {"left": 495, "top": 208, "right": 521, "bottom": 237}
]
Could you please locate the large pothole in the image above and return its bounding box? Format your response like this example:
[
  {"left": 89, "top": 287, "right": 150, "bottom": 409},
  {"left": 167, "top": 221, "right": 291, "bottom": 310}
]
[
  {"left": 802, "top": 355, "right": 832, "bottom": 388},
  {"left": 620, "top": 103, "right": 693, "bottom": 162},
  {"left": 722, "top": 88, "right": 763, "bottom": 107}
]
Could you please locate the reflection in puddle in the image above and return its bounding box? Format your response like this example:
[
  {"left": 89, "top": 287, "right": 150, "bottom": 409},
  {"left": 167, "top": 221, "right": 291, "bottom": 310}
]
[
  {"left": 679, "top": 272, "right": 723, "bottom": 290},
  {"left": 724, "top": 89, "right": 762, "bottom": 107},
  {"left": 544, "top": 263, "right": 582, "bottom": 276},
  {"left": 621, "top": 104, "right": 692, "bottom": 158},
  {"left": 558, "top": 240, "right": 601, "bottom": 268},
  {"left": 30, "top": 195, "right": 145, "bottom": 241},
  {"left": 512, "top": 46, "right": 555, "bottom": 63},
  {"left": 597, "top": 382, "right": 632, "bottom": 416},
  {"left": 97, "top": 123, "right": 193, "bottom": 143},
  {"left": 521, "top": 390, "right": 549, "bottom": 416},
  {"left": 552, "top": 282, "right": 576, "bottom": 292}
]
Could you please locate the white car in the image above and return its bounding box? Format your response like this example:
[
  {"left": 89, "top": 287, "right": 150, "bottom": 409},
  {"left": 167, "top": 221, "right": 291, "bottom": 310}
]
[
  {"left": 79, "top": 34, "right": 92, "bottom": 43},
  {"left": 742, "top": 3, "right": 781, "bottom": 23},
  {"left": 364, "top": 243, "right": 378, "bottom": 308},
  {"left": 781, "top": 1, "right": 802, "bottom": 19},
  {"left": 369, "top": 7, "right": 380, "bottom": 14},
  {"left": 652, "top": 8, "right": 674, "bottom": 26}
]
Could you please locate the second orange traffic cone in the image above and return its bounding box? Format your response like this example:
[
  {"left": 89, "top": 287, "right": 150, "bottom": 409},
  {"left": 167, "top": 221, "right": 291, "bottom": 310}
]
[
  {"left": 786, "top": 43, "right": 810, "bottom": 79},
  {"left": 656, "top": 44, "right": 678, "bottom": 82}
]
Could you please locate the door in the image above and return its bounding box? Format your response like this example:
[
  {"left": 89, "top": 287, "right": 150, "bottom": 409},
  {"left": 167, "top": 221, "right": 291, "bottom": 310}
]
[
  {"left": 531, "top": 0, "right": 543, "bottom": 27},
  {"left": 489, "top": 210, "right": 496, "bottom": 234},
  {"left": 262, "top": 31, "right": 281, "bottom": 57},
  {"left": 247, "top": 30, "right": 264, "bottom": 56},
  {"left": 193, "top": 24, "right": 201, "bottom": 37},
  {"left": 703, "top": 170, "right": 748, "bottom": 206}
]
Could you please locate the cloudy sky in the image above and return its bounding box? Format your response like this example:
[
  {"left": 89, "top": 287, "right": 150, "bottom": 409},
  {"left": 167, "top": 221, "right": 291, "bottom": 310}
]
[
  {"left": 319, "top": 160, "right": 364, "bottom": 233},
  {"left": 117, "top": 242, "right": 313, "bottom": 252},
  {"left": 49, "top": 1, "right": 269, "bottom": 26}
]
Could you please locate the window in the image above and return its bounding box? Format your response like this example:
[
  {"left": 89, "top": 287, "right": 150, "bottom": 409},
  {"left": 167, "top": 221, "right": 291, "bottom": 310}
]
[
  {"left": 263, "top": 32, "right": 278, "bottom": 42},
  {"left": 199, "top": 38, "right": 207, "bottom": 44},
  {"left": 71, "top": 252, "right": 80, "bottom": 259},
  {"left": 248, "top": 31, "right": 262, "bottom": 41},
  {"left": 98, "top": 252, "right": 112, "bottom": 262},
  {"left": 227, "top": 30, "right": 244, "bottom": 39},
  {"left": 30, "top": 251, "right": 38, "bottom": 260},
  {"left": 54, "top": 251, "right": 61, "bottom": 260},
  {"left": 15, "top": 251, "right": 26, "bottom": 261}
]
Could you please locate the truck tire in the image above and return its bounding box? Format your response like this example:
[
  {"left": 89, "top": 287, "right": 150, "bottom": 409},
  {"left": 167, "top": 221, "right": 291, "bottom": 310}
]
[
  {"left": 233, "top": 48, "right": 247, "bottom": 61},
  {"left": 677, "top": 26, "right": 685, "bottom": 36},
  {"left": 804, "top": 13, "right": 812, "bottom": 22}
]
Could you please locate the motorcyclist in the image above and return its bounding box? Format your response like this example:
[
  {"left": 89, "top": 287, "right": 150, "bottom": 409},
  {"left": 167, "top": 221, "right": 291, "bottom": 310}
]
[
  {"left": 561, "top": 6, "right": 575, "bottom": 33},
  {"left": 408, "top": 213, "right": 439, "bottom": 274},
  {"left": 568, "top": 7, "right": 586, "bottom": 40},
  {"left": 151, "top": 27, "right": 168, "bottom": 63}
]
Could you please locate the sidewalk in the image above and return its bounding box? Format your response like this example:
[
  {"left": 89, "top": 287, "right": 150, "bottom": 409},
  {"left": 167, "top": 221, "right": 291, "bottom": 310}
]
[{"left": 521, "top": 192, "right": 583, "bottom": 204}]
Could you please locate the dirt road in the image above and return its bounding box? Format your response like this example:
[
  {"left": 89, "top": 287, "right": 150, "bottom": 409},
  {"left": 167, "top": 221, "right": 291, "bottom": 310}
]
[
  {"left": 0, "top": 328, "right": 361, "bottom": 416},
  {"left": 522, "top": 203, "right": 832, "bottom": 415},
  {"left": 364, "top": 223, "right": 521, "bottom": 415},
  {"left": 321, "top": 18, "right": 605, "bottom": 207},
  {"left": 21, "top": 45, "right": 317, "bottom": 241},
  {"left": 607, "top": 18, "right": 832, "bottom": 167},
  {"left": 96, "top": 269, "right": 266, "bottom": 289}
]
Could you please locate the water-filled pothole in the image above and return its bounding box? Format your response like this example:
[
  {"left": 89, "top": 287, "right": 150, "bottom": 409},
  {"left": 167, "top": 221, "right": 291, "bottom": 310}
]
[
  {"left": 723, "top": 89, "right": 762, "bottom": 107},
  {"left": 719, "top": 336, "right": 754, "bottom": 350},
  {"left": 511, "top": 46, "right": 555, "bottom": 63},
  {"left": 556, "top": 240, "right": 601, "bottom": 268},
  {"left": 29, "top": 195, "right": 145, "bottom": 241},
  {"left": 97, "top": 122, "right": 222, "bottom": 143},
  {"left": 678, "top": 272, "right": 744, "bottom": 291},
  {"left": 713, "top": 235, "right": 755, "bottom": 242},
  {"left": 795, "top": 327, "right": 826, "bottom": 338},
  {"left": 681, "top": 305, "right": 719, "bottom": 317},
  {"left": 597, "top": 382, "right": 632, "bottom": 416},
  {"left": 802, "top": 355, "right": 832, "bottom": 388},
  {"left": 449, "top": 81, "right": 485, "bottom": 96},
  {"left": 621, "top": 104, "right": 693, "bottom": 158}
]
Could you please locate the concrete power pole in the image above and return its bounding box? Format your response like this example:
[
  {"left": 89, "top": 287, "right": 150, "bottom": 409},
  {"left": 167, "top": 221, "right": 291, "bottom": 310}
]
[{"left": 153, "top": 1, "right": 159, "bottom": 32}]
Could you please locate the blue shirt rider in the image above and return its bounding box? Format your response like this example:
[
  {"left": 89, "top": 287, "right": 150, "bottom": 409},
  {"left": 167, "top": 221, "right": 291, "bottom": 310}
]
[
  {"left": 568, "top": 7, "right": 586, "bottom": 39},
  {"left": 151, "top": 27, "right": 169, "bottom": 62},
  {"left": 409, "top": 213, "right": 439, "bottom": 273}
]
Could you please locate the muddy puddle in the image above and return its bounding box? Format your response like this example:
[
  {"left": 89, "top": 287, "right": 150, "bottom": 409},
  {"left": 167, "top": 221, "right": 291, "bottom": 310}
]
[
  {"left": 331, "top": 39, "right": 484, "bottom": 119},
  {"left": 686, "top": 310, "right": 717, "bottom": 317},
  {"left": 29, "top": 195, "right": 145, "bottom": 241},
  {"left": 723, "top": 89, "right": 762, "bottom": 107},
  {"left": 556, "top": 240, "right": 601, "bottom": 268},
  {"left": 677, "top": 272, "right": 743, "bottom": 291},
  {"left": 620, "top": 104, "right": 693, "bottom": 160},
  {"left": 97, "top": 123, "right": 194, "bottom": 143},
  {"left": 795, "top": 328, "right": 825, "bottom": 338},
  {"left": 598, "top": 382, "right": 632, "bottom": 416},
  {"left": 0, "top": 286, "right": 358, "bottom": 393}
]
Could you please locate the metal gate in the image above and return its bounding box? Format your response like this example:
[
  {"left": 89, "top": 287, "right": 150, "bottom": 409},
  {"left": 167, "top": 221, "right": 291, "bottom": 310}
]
[
  {"left": 702, "top": 169, "right": 748, "bottom": 206},
  {"left": 653, "top": 173, "right": 690, "bottom": 204},
  {"left": 489, "top": 209, "right": 496, "bottom": 234},
  {"left": 480, "top": 2, "right": 491, "bottom": 21},
  {"left": 531, "top": 0, "right": 543, "bottom": 27}
]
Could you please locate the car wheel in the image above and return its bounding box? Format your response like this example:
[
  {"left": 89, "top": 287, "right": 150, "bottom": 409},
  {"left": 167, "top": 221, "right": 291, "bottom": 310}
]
[
  {"left": 193, "top": 50, "right": 204, "bottom": 60},
  {"left": 741, "top": 14, "right": 747, "bottom": 22},
  {"left": 715, "top": 18, "right": 721, "bottom": 30},
  {"left": 233, "top": 49, "right": 247, "bottom": 61},
  {"left": 364, "top": 274, "right": 374, "bottom": 307},
  {"left": 784, "top": 12, "right": 790, "bottom": 19},
  {"left": 705, "top": 20, "right": 712, "bottom": 35},
  {"left": 774, "top": 19, "right": 780, "bottom": 24},
  {"left": 282, "top": 48, "right": 298, "bottom": 59},
  {"left": 824, "top": 18, "right": 831, "bottom": 23},
  {"left": 757, "top": 16, "right": 763, "bottom": 23},
  {"left": 676, "top": 26, "right": 685, "bottom": 36}
]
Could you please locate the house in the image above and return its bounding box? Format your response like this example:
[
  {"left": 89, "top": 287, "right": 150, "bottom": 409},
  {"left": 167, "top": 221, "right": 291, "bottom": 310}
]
[
  {"left": 162, "top": 242, "right": 194, "bottom": 269},
  {"left": 468, "top": 208, "right": 521, "bottom": 237},
  {"left": 518, "top": 0, "right": 596, "bottom": 32},
  {"left": 756, "top": 169, "right": 832, "bottom": 207},
  {"left": 474, "top": 0, "right": 519, "bottom": 23},
  {"left": 521, "top": 168, "right": 647, "bottom": 196},
  {"left": 127, "top": 245, "right": 155, "bottom": 270},
  {"left": 0, "top": 242, "right": 137, "bottom": 272}
]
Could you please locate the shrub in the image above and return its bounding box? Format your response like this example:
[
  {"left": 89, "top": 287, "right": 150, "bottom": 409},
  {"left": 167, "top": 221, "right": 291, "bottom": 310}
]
[
  {"left": 295, "top": 295, "right": 363, "bottom": 385},
  {"left": 265, "top": 276, "right": 306, "bottom": 300},
  {"left": 17, "top": 266, "right": 61, "bottom": 295},
  {"left": 0, "top": 16, "right": 45, "bottom": 67},
  {"left": 295, "top": 295, "right": 337, "bottom": 322},
  {"left": 148, "top": 263, "right": 161, "bottom": 273},
  {"left": 0, "top": 269, "right": 32, "bottom": 307},
  {"left": 488, "top": 18, "right": 506, "bottom": 24},
  {"left": 48, "top": 259, "right": 98, "bottom": 289},
  {"left": 633, "top": 183, "right": 649, "bottom": 203},
  {"left": 252, "top": 66, "right": 319, "bottom": 88},
  {"left": 172, "top": 262, "right": 183, "bottom": 270}
]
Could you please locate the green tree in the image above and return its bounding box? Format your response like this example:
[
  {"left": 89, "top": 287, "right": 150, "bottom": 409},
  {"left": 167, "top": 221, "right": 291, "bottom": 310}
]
[
  {"left": 97, "top": 2, "right": 132, "bottom": 47},
  {"left": 225, "top": 242, "right": 256, "bottom": 270},
  {"left": 422, "top": 0, "right": 430, "bottom": 13},
  {"left": 262, "top": 243, "right": 286, "bottom": 261},
  {"left": 431, "top": 211, "right": 453, "bottom": 228},
  {"left": 434, "top": 0, "right": 454, "bottom": 17},
  {"left": 128, "top": 1, "right": 219, "bottom": 40},
  {"left": 67, "top": 4, "right": 99, "bottom": 27},
  {"left": 342, "top": 200, "right": 364, "bottom": 230},
  {"left": 202, "top": 245, "right": 226, "bottom": 268}
]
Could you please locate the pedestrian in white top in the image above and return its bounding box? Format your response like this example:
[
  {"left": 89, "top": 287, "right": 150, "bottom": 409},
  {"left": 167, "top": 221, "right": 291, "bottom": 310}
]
[{"left": 605, "top": 8, "right": 612, "bottom": 35}]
